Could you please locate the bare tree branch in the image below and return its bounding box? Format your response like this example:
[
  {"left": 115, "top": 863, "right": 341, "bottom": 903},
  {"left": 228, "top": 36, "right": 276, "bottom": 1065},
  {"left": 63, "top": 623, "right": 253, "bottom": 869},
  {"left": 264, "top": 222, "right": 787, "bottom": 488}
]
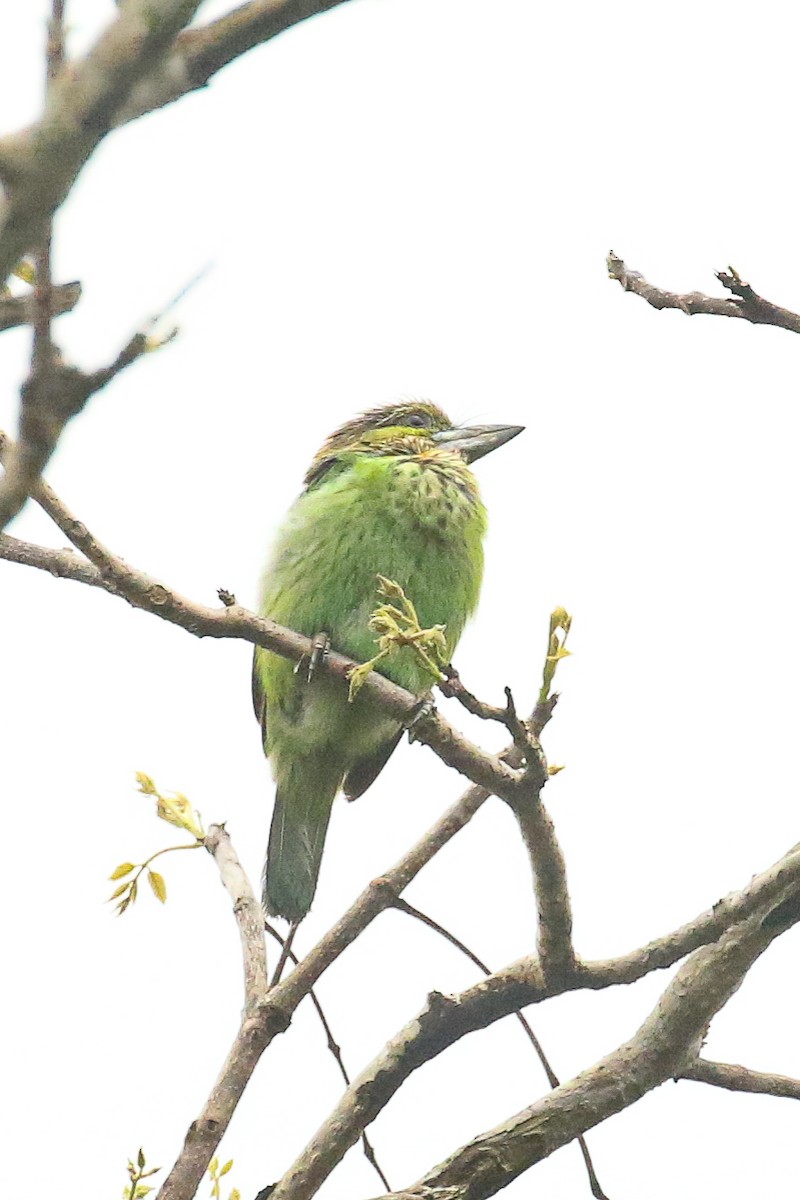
[
  {"left": 0, "top": 531, "right": 107, "bottom": 590},
  {"left": 0, "top": 0, "right": 205, "bottom": 288},
  {"left": 158, "top": 824, "right": 270, "bottom": 1200},
  {"left": 456, "top": 841, "right": 800, "bottom": 1015},
  {"left": 607, "top": 251, "right": 800, "bottom": 335},
  {"left": 680, "top": 1057, "right": 800, "bottom": 1102},
  {"left": 0, "top": 328, "right": 155, "bottom": 529},
  {"left": 508, "top": 787, "right": 575, "bottom": 982},
  {"left": 115, "top": 0, "right": 356, "bottom": 126},
  {"left": 266, "top": 844, "right": 800, "bottom": 1200},
  {"left": 206, "top": 824, "right": 270, "bottom": 1007},
  {"left": 0, "top": 281, "right": 81, "bottom": 333},
  {"left": 0, "top": 2, "right": 345, "bottom": 529},
  {"left": 370, "top": 899, "right": 795, "bottom": 1200},
  {"left": 0, "top": 0, "right": 208, "bottom": 529},
  {"left": 31, "top": 0, "right": 67, "bottom": 382}
]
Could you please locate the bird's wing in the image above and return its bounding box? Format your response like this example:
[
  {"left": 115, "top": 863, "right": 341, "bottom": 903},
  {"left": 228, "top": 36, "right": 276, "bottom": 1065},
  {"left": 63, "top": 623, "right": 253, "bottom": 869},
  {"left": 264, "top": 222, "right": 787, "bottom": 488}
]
[
  {"left": 252, "top": 647, "right": 267, "bottom": 736},
  {"left": 343, "top": 728, "right": 404, "bottom": 802}
]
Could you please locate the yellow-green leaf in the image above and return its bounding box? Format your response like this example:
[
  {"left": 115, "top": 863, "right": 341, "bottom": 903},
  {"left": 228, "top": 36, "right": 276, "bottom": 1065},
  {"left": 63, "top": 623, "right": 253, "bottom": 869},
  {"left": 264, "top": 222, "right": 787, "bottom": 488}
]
[
  {"left": 155, "top": 792, "right": 204, "bottom": 839},
  {"left": 546, "top": 647, "right": 571, "bottom": 662},
  {"left": 148, "top": 870, "right": 167, "bottom": 903},
  {"left": 219, "top": 1161, "right": 233, "bottom": 1177},
  {"left": 136, "top": 771, "right": 157, "bottom": 795},
  {"left": 13, "top": 259, "right": 35, "bottom": 284},
  {"left": 108, "top": 882, "right": 131, "bottom": 901},
  {"left": 110, "top": 862, "right": 136, "bottom": 880}
]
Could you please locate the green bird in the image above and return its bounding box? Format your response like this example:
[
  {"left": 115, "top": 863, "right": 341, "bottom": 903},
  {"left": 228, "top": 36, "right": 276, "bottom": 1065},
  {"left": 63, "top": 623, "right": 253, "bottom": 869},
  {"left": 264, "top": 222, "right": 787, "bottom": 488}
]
[{"left": 253, "top": 401, "right": 523, "bottom": 922}]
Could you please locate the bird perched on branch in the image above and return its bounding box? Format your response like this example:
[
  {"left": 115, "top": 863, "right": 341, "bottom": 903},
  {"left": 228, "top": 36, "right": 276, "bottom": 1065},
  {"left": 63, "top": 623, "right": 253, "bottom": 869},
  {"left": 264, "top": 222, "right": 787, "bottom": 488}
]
[{"left": 253, "top": 401, "right": 523, "bottom": 923}]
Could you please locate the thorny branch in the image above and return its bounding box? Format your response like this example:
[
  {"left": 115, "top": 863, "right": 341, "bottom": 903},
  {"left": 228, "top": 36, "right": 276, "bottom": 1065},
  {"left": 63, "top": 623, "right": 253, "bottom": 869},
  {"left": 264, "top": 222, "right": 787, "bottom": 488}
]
[{"left": 607, "top": 251, "right": 800, "bottom": 335}]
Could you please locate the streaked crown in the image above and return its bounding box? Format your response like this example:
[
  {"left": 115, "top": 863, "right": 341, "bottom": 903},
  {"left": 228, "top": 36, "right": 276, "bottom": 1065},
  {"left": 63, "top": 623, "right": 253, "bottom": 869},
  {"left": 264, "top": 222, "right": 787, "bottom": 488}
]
[{"left": 305, "top": 401, "right": 454, "bottom": 487}]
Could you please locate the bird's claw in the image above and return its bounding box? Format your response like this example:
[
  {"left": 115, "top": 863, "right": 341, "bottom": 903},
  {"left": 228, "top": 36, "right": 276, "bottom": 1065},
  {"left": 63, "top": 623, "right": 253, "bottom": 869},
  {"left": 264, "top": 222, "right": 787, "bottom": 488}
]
[
  {"left": 294, "top": 631, "right": 330, "bottom": 683},
  {"left": 405, "top": 697, "right": 436, "bottom": 743}
]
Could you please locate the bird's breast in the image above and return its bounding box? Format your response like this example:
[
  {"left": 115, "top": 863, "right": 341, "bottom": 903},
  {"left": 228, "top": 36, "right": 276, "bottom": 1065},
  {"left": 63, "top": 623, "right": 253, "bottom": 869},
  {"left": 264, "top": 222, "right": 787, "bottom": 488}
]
[{"left": 260, "top": 450, "right": 486, "bottom": 686}]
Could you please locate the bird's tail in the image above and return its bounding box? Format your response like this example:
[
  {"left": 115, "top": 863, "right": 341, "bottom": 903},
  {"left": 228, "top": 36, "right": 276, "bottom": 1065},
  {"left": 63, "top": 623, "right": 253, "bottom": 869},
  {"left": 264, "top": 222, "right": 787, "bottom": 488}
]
[{"left": 263, "top": 751, "right": 343, "bottom": 922}]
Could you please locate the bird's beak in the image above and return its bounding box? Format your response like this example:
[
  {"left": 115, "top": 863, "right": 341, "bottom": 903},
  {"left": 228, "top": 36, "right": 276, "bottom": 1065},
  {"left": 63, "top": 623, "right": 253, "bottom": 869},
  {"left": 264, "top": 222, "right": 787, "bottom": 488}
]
[{"left": 431, "top": 423, "right": 524, "bottom": 463}]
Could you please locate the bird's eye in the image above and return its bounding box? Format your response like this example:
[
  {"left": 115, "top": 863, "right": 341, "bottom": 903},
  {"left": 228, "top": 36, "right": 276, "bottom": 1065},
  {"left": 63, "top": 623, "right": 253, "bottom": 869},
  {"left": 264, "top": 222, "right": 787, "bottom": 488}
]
[{"left": 405, "top": 414, "right": 427, "bottom": 428}]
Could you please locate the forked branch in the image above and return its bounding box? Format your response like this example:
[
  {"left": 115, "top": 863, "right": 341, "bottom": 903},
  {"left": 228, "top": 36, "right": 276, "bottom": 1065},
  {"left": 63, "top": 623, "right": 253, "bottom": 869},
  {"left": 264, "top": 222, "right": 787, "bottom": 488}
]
[{"left": 607, "top": 251, "right": 800, "bottom": 335}]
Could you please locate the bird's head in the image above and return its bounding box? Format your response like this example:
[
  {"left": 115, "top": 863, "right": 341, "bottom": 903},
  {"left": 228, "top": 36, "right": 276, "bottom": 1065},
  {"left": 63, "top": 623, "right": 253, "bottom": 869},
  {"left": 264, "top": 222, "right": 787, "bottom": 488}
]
[{"left": 305, "top": 401, "right": 523, "bottom": 487}]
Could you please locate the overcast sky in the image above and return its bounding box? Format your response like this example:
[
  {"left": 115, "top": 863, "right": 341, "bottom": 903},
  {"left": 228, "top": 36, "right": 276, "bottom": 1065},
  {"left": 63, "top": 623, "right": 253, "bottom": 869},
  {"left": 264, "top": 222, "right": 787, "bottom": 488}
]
[{"left": 3, "top": 2, "right": 800, "bottom": 1198}]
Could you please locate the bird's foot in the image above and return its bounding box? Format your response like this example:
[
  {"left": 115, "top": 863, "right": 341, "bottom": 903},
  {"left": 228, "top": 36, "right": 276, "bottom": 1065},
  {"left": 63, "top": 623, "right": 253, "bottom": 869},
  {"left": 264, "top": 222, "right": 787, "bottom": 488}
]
[
  {"left": 405, "top": 696, "right": 436, "bottom": 743},
  {"left": 295, "top": 631, "right": 330, "bottom": 684}
]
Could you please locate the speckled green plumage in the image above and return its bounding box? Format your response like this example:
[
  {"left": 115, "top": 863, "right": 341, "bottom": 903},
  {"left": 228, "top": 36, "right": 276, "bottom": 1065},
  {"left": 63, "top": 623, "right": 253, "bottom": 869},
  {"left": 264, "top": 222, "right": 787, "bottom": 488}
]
[{"left": 253, "top": 401, "right": 519, "bottom": 921}]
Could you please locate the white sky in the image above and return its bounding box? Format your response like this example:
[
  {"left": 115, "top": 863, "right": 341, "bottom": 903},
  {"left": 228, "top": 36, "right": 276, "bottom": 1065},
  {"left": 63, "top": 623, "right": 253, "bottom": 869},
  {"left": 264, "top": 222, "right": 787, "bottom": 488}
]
[{"left": 2, "top": 1, "right": 800, "bottom": 1197}]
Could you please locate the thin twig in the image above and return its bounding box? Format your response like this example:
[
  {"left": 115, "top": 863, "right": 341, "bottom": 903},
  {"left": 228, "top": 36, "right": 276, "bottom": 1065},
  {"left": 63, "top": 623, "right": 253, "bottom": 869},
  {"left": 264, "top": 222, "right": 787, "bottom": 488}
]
[
  {"left": 0, "top": 332, "right": 152, "bottom": 530},
  {"left": 0, "top": 257, "right": 207, "bottom": 530},
  {"left": 270, "top": 920, "right": 299, "bottom": 987},
  {"left": 440, "top": 668, "right": 532, "bottom": 760},
  {"left": 265, "top": 922, "right": 391, "bottom": 1193},
  {"left": 680, "top": 1057, "right": 800, "bottom": 1101},
  {"left": 607, "top": 252, "right": 800, "bottom": 335},
  {"left": 439, "top": 665, "right": 509, "bottom": 722},
  {"left": 392, "top": 898, "right": 609, "bottom": 1200}
]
